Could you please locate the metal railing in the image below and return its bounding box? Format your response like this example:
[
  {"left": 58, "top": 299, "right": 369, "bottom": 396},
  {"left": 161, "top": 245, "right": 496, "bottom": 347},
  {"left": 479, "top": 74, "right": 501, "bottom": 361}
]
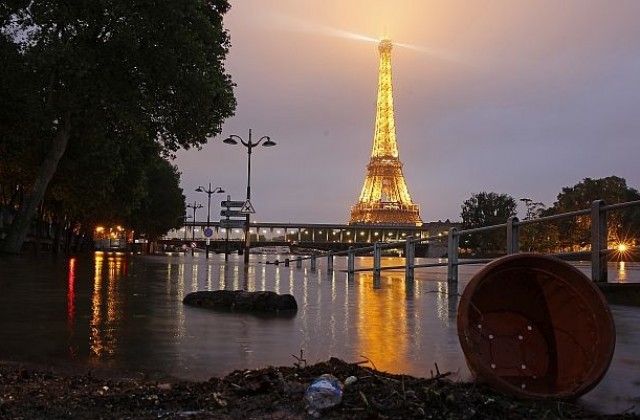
[{"left": 273, "top": 199, "right": 640, "bottom": 286}]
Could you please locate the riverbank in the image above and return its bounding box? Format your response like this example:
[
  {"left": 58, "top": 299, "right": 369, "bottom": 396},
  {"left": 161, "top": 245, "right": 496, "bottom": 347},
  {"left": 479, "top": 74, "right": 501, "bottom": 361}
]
[{"left": 0, "top": 358, "right": 636, "bottom": 419}]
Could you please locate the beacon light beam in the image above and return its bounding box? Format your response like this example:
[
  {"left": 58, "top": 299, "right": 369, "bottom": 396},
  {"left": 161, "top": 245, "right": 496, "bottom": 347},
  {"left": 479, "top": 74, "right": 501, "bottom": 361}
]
[
  {"left": 268, "top": 12, "right": 464, "bottom": 63},
  {"left": 267, "top": 11, "right": 378, "bottom": 44}
]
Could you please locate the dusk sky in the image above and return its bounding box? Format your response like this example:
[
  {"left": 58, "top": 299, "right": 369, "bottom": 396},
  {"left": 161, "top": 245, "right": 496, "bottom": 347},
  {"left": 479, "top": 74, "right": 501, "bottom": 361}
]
[{"left": 175, "top": 0, "right": 640, "bottom": 224}]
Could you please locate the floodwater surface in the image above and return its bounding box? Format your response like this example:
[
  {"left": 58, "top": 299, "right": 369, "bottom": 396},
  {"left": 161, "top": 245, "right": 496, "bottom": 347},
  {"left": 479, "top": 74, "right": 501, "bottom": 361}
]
[{"left": 0, "top": 252, "right": 638, "bottom": 414}]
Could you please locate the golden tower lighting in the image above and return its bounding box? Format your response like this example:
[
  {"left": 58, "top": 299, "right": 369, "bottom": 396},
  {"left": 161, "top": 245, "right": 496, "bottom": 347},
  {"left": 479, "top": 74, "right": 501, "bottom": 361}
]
[{"left": 349, "top": 39, "right": 423, "bottom": 226}]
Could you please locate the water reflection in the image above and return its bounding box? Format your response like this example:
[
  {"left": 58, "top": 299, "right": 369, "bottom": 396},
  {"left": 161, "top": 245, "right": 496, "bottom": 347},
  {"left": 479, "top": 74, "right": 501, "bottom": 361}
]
[
  {"left": 67, "top": 258, "right": 76, "bottom": 357},
  {"left": 0, "top": 254, "right": 633, "bottom": 415},
  {"left": 355, "top": 272, "right": 410, "bottom": 373},
  {"left": 619, "top": 262, "right": 627, "bottom": 282},
  {"left": 89, "top": 252, "right": 127, "bottom": 359}
]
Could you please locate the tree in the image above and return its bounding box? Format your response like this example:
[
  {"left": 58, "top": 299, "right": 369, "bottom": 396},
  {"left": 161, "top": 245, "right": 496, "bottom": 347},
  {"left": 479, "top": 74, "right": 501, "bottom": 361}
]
[
  {"left": 0, "top": 1, "right": 236, "bottom": 253},
  {"left": 460, "top": 192, "right": 517, "bottom": 253},
  {"left": 130, "top": 157, "right": 185, "bottom": 248},
  {"left": 518, "top": 198, "right": 556, "bottom": 252},
  {"left": 548, "top": 176, "right": 640, "bottom": 249},
  {"left": 43, "top": 129, "right": 160, "bottom": 252}
]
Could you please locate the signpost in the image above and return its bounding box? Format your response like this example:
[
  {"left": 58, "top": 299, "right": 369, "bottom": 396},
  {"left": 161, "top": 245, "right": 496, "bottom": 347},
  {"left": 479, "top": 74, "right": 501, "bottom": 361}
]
[{"left": 220, "top": 195, "right": 248, "bottom": 261}]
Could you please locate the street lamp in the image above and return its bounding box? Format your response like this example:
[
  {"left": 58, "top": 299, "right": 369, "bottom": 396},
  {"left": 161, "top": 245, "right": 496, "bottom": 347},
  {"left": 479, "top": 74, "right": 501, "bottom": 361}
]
[
  {"left": 195, "top": 183, "right": 224, "bottom": 258},
  {"left": 186, "top": 201, "right": 203, "bottom": 255},
  {"left": 223, "top": 129, "right": 276, "bottom": 263}
]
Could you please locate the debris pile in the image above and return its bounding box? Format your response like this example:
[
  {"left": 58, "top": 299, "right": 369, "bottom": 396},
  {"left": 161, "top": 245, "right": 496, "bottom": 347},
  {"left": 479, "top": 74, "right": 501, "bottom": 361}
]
[{"left": 0, "top": 358, "right": 634, "bottom": 419}]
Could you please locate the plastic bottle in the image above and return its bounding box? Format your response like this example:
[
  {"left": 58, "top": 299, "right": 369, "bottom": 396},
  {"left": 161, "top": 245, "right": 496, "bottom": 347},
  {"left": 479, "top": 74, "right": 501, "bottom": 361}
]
[{"left": 304, "top": 374, "right": 343, "bottom": 411}]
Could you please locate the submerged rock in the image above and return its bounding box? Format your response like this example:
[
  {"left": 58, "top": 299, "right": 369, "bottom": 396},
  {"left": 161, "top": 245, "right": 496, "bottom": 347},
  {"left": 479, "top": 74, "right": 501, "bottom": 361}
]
[{"left": 183, "top": 290, "right": 298, "bottom": 313}]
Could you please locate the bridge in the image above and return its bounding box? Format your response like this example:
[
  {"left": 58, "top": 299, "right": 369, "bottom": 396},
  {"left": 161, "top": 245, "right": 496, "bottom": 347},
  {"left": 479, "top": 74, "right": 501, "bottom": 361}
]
[{"left": 160, "top": 220, "right": 459, "bottom": 257}]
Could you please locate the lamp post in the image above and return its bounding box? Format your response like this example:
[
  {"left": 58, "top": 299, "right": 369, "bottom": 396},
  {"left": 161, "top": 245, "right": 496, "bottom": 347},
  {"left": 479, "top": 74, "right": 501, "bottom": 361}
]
[
  {"left": 195, "top": 183, "right": 224, "bottom": 258},
  {"left": 186, "top": 201, "right": 203, "bottom": 255},
  {"left": 224, "top": 129, "right": 276, "bottom": 263}
]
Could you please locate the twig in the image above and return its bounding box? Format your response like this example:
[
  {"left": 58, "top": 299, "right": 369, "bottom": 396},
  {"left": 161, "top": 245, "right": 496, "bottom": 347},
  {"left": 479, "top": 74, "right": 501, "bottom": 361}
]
[
  {"left": 358, "top": 355, "right": 378, "bottom": 372},
  {"left": 291, "top": 349, "right": 307, "bottom": 369}
]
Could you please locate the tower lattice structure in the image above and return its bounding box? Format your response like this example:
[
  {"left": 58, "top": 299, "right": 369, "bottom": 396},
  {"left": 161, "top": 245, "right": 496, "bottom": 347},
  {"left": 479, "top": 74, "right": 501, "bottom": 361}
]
[{"left": 349, "top": 39, "right": 423, "bottom": 226}]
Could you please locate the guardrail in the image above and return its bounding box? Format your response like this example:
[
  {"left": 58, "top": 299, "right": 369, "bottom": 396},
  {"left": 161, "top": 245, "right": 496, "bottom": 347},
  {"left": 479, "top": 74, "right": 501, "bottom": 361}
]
[{"left": 272, "top": 199, "right": 640, "bottom": 286}]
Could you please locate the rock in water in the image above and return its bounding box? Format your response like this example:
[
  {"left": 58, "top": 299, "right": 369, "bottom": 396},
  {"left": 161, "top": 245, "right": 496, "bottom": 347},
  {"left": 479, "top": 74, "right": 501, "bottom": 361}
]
[{"left": 183, "top": 290, "right": 298, "bottom": 313}]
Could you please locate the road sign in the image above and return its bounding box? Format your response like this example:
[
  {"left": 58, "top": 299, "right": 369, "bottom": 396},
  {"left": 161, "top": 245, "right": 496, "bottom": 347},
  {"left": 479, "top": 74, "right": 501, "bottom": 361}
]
[
  {"left": 221, "top": 200, "right": 245, "bottom": 208},
  {"left": 220, "top": 219, "right": 246, "bottom": 228},
  {"left": 203, "top": 227, "right": 213, "bottom": 237},
  {"left": 240, "top": 199, "right": 255, "bottom": 214},
  {"left": 220, "top": 209, "right": 245, "bottom": 218}
]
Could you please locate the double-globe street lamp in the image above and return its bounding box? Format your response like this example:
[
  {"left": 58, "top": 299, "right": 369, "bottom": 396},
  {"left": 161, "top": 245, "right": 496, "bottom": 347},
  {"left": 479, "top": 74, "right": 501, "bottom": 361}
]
[
  {"left": 186, "top": 201, "right": 203, "bottom": 255},
  {"left": 195, "top": 183, "right": 225, "bottom": 258},
  {"left": 223, "top": 129, "right": 276, "bottom": 263}
]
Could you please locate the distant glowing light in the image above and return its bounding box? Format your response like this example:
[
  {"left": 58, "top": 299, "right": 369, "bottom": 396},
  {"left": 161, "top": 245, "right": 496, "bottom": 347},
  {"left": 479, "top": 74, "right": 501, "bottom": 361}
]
[{"left": 618, "top": 243, "right": 628, "bottom": 253}]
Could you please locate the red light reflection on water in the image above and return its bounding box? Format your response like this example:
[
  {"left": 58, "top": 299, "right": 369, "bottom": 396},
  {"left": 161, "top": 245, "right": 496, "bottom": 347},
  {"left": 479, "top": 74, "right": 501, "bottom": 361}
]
[{"left": 67, "top": 257, "right": 77, "bottom": 357}]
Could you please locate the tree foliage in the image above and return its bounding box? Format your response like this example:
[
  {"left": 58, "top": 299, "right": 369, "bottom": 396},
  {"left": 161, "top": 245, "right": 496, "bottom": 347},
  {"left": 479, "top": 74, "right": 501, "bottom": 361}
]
[
  {"left": 546, "top": 176, "right": 640, "bottom": 249},
  {"left": 130, "top": 157, "right": 185, "bottom": 242},
  {"left": 460, "top": 192, "right": 517, "bottom": 253},
  {"left": 0, "top": 0, "right": 236, "bottom": 253}
]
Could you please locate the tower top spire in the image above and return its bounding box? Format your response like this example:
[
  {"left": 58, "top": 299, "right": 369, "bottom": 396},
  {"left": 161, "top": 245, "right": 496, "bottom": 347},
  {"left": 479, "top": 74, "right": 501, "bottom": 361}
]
[
  {"left": 371, "top": 36, "right": 398, "bottom": 158},
  {"left": 378, "top": 38, "right": 393, "bottom": 53}
]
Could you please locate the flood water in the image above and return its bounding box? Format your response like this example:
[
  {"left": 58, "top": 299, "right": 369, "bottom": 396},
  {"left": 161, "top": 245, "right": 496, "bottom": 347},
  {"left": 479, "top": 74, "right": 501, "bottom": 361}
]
[{"left": 0, "top": 252, "right": 639, "bottom": 414}]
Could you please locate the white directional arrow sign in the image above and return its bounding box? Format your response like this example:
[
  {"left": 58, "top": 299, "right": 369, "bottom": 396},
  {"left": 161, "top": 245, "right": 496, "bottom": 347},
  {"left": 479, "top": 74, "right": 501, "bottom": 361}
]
[
  {"left": 220, "top": 209, "right": 244, "bottom": 218},
  {"left": 221, "top": 200, "right": 245, "bottom": 208}
]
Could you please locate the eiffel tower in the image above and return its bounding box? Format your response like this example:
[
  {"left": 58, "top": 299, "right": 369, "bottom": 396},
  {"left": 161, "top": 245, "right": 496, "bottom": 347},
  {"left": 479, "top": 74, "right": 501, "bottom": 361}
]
[{"left": 349, "top": 39, "right": 423, "bottom": 226}]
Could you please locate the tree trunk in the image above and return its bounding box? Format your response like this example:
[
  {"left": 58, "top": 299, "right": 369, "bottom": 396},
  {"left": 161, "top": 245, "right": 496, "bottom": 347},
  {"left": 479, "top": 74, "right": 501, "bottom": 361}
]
[{"left": 1, "top": 116, "right": 71, "bottom": 254}]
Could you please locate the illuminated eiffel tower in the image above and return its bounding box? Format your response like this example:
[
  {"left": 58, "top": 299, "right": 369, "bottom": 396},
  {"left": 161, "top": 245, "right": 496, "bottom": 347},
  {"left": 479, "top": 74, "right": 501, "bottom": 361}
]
[{"left": 349, "top": 39, "right": 423, "bottom": 226}]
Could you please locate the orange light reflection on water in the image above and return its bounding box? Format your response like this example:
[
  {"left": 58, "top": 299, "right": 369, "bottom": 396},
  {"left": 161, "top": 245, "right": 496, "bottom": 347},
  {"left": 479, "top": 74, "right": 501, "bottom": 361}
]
[
  {"left": 90, "top": 252, "right": 126, "bottom": 359},
  {"left": 355, "top": 270, "right": 410, "bottom": 374},
  {"left": 619, "top": 261, "right": 627, "bottom": 282}
]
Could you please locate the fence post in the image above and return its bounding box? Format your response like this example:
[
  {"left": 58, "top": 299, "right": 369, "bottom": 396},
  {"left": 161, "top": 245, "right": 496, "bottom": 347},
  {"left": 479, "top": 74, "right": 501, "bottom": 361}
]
[
  {"left": 284, "top": 258, "right": 289, "bottom": 267},
  {"left": 405, "top": 236, "right": 415, "bottom": 283},
  {"left": 447, "top": 227, "right": 459, "bottom": 285},
  {"left": 591, "top": 200, "right": 607, "bottom": 283},
  {"left": 327, "top": 250, "right": 334, "bottom": 273},
  {"left": 296, "top": 258, "right": 302, "bottom": 269},
  {"left": 507, "top": 216, "right": 520, "bottom": 254},
  {"left": 373, "top": 242, "right": 381, "bottom": 287},
  {"left": 348, "top": 246, "right": 355, "bottom": 281},
  {"left": 310, "top": 255, "right": 317, "bottom": 271}
]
